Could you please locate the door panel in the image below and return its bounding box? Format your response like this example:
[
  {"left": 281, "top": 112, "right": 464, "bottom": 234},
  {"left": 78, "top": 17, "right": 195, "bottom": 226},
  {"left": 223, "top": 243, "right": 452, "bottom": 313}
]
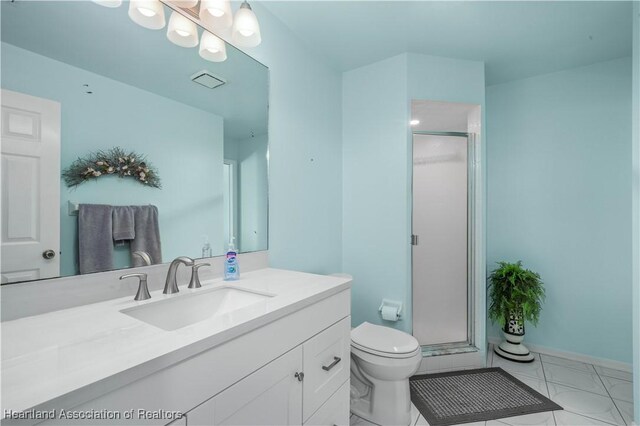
[
  {"left": 412, "top": 134, "right": 468, "bottom": 346},
  {"left": 1, "top": 89, "right": 60, "bottom": 283},
  {"left": 204, "top": 346, "right": 303, "bottom": 425},
  {"left": 302, "top": 317, "right": 350, "bottom": 421}
]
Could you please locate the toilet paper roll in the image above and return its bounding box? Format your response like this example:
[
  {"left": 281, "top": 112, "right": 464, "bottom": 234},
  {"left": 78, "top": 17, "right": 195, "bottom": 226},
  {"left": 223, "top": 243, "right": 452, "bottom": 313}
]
[{"left": 381, "top": 305, "right": 399, "bottom": 321}]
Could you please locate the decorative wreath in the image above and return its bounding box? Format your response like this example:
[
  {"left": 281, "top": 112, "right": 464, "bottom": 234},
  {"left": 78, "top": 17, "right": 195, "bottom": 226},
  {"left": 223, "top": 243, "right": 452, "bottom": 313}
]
[{"left": 62, "top": 147, "right": 161, "bottom": 189}]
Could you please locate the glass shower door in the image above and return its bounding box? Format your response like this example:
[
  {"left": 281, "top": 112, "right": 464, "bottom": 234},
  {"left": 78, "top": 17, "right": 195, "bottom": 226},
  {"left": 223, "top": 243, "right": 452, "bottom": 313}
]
[{"left": 411, "top": 133, "right": 470, "bottom": 347}]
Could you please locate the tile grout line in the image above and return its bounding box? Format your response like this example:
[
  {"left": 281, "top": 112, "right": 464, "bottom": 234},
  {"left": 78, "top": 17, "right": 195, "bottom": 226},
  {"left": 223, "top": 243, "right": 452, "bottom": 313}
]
[
  {"left": 560, "top": 409, "right": 620, "bottom": 426},
  {"left": 544, "top": 377, "right": 612, "bottom": 398},
  {"left": 539, "top": 355, "right": 558, "bottom": 426},
  {"left": 540, "top": 361, "right": 623, "bottom": 399},
  {"left": 543, "top": 358, "right": 621, "bottom": 426},
  {"left": 593, "top": 363, "right": 627, "bottom": 425},
  {"left": 541, "top": 360, "right": 597, "bottom": 374}
]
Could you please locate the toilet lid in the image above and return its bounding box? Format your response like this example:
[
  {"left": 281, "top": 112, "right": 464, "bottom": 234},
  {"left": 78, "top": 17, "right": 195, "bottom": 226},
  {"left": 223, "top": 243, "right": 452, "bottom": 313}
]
[{"left": 351, "top": 322, "right": 420, "bottom": 355}]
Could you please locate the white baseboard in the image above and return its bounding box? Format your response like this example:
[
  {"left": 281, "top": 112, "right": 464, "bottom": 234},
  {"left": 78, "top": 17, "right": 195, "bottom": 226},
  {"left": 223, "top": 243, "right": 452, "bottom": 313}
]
[{"left": 487, "top": 336, "right": 632, "bottom": 373}]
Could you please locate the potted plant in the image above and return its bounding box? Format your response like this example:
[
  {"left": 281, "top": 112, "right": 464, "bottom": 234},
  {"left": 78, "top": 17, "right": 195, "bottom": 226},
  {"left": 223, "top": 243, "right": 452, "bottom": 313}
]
[{"left": 488, "top": 261, "right": 545, "bottom": 363}]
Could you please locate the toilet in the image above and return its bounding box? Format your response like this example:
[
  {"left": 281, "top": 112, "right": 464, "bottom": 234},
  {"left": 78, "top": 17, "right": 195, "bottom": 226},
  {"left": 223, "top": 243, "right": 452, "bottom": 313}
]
[{"left": 350, "top": 322, "right": 422, "bottom": 426}]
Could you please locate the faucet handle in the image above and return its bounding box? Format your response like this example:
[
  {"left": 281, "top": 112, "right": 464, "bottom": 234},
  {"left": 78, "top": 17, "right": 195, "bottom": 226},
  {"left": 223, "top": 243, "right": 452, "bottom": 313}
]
[
  {"left": 188, "top": 263, "right": 211, "bottom": 289},
  {"left": 120, "top": 273, "right": 151, "bottom": 301}
]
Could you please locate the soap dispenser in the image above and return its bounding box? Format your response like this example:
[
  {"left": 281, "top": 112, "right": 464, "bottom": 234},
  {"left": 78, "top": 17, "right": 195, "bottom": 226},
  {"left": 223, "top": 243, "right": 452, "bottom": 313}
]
[
  {"left": 224, "top": 237, "right": 239, "bottom": 281},
  {"left": 202, "top": 235, "right": 212, "bottom": 258}
]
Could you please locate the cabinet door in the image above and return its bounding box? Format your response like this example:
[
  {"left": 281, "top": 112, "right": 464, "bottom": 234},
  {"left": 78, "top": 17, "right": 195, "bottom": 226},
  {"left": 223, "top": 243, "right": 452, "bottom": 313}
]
[
  {"left": 188, "top": 346, "right": 303, "bottom": 426},
  {"left": 304, "top": 380, "right": 350, "bottom": 426},
  {"left": 165, "top": 415, "right": 187, "bottom": 426},
  {"left": 302, "top": 317, "right": 351, "bottom": 421}
]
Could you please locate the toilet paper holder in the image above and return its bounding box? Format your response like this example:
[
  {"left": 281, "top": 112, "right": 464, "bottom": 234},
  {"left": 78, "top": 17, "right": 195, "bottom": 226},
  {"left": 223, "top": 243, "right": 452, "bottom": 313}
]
[{"left": 379, "top": 299, "right": 403, "bottom": 321}]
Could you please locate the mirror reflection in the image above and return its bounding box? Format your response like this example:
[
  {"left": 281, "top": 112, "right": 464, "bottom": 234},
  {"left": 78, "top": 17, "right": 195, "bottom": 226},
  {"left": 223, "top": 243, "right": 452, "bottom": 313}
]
[{"left": 0, "top": 1, "right": 269, "bottom": 284}]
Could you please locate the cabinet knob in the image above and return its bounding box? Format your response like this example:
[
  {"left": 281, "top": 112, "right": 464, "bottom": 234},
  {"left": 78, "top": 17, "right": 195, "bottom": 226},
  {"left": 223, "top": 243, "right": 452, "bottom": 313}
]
[{"left": 294, "top": 372, "right": 304, "bottom": 382}]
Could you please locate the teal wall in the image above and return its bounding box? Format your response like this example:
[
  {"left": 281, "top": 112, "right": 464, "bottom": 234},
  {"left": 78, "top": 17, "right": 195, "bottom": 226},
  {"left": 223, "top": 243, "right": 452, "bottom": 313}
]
[
  {"left": 1, "top": 42, "right": 224, "bottom": 275},
  {"left": 247, "top": 4, "right": 343, "bottom": 274},
  {"left": 632, "top": 1, "right": 639, "bottom": 420},
  {"left": 237, "top": 134, "right": 269, "bottom": 254},
  {"left": 343, "top": 54, "right": 410, "bottom": 331},
  {"left": 487, "top": 57, "right": 633, "bottom": 363},
  {"left": 224, "top": 134, "right": 269, "bottom": 253},
  {"left": 342, "top": 53, "right": 485, "bottom": 334}
]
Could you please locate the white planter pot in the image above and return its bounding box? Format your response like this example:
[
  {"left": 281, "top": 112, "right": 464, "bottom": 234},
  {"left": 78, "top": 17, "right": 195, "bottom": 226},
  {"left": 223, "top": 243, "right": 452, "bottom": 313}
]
[{"left": 494, "top": 329, "right": 534, "bottom": 363}]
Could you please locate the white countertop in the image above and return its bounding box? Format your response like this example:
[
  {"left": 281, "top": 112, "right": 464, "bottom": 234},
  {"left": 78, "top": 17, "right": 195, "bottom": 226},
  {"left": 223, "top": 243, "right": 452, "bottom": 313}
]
[{"left": 1, "top": 268, "right": 351, "bottom": 417}]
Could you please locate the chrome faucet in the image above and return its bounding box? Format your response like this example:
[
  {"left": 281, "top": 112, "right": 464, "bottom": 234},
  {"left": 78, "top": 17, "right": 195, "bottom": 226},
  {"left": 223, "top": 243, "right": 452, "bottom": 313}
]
[{"left": 164, "top": 256, "right": 194, "bottom": 294}]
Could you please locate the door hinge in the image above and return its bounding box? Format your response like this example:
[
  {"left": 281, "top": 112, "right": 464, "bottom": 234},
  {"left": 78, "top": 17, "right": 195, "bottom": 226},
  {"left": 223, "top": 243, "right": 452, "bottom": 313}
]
[{"left": 411, "top": 235, "right": 419, "bottom": 246}]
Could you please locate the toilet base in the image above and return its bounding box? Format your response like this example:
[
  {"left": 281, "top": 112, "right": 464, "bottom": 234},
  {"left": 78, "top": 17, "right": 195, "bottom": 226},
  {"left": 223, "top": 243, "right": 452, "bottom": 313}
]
[{"left": 350, "top": 374, "right": 413, "bottom": 426}]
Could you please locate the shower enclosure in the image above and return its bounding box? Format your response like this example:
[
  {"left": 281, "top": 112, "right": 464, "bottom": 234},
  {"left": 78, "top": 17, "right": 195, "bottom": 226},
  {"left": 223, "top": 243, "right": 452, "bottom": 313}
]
[{"left": 410, "top": 100, "right": 483, "bottom": 359}]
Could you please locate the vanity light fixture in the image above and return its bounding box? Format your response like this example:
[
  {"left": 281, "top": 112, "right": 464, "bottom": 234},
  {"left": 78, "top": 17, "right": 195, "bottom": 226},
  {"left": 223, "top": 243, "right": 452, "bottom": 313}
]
[
  {"left": 129, "top": 0, "right": 166, "bottom": 30},
  {"left": 200, "top": 0, "right": 233, "bottom": 30},
  {"left": 410, "top": 119, "right": 420, "bottom": 126},
  {"left": 167, "top": 11, "right": 199, "bottom": 47},
  {"left": 199, "top": 31, "right": 227, "bottom": 62},
  {"left": 231, "top": 1, "right": 261, "bottom": 47},
  {"left": 91, "top": 0, "right": 122, "bottom": 8}
]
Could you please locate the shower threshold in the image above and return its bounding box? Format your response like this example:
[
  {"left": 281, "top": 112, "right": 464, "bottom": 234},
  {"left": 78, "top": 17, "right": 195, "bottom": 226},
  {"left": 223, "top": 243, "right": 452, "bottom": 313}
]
[{"left": 421, "top": 342, "right": 479, "bottom": 357}]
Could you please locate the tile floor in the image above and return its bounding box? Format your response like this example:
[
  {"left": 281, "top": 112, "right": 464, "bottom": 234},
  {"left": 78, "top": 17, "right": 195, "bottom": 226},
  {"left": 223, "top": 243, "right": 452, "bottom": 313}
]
[{"left": 350, "top": 346, "right": 634, "bottom": 426}]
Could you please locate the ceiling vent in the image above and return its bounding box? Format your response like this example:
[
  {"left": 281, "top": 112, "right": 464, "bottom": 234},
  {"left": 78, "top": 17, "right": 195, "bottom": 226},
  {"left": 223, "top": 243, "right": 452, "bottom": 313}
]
[{"left": 191, "top": 70, "right": 226, "bottom": 89}]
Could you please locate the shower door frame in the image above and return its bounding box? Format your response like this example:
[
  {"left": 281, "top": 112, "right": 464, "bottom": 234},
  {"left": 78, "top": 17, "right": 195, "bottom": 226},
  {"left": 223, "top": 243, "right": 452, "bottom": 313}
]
[{"left": 410, "top": 131, "right": 478, "bottom": 354}]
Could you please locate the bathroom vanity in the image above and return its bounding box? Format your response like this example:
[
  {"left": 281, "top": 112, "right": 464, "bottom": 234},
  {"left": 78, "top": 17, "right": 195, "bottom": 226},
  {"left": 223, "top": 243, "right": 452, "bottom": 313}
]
[{"left": 1, "top": 269, "right": 352, "bottom": 426}]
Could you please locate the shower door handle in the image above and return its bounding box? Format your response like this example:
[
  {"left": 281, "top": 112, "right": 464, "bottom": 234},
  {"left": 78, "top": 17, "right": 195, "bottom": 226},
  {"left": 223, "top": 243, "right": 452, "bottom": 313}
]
[{"left": 411, "top": 235, "right": 419, "bottom": 246}]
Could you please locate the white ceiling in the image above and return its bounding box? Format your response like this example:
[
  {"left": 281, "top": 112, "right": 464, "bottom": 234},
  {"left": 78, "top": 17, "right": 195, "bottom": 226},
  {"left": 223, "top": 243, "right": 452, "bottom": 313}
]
[{"left": 263, "top": 1, "right": 633, "bottom": 85}]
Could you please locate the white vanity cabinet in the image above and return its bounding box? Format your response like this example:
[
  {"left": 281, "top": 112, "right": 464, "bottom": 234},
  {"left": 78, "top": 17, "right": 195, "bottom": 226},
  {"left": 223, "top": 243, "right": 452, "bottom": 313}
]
[
  {"left": 26, "top": 285, "right": 351, "bottom": 426},
  {"left": 187, "top": 346, "right": 303, "bottom": 426},
  {"left": 302, "top": 317, "right": 351, "bottom": 420},
  {"left": 186, "top": 318, "right": 351, "bottom": 426}
]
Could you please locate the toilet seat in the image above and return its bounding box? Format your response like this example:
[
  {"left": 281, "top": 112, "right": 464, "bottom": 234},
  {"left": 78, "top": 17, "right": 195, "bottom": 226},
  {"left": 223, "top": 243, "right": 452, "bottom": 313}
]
[
  {"left": 351, "top": 322, "right": 420, "bottom": 358},
  {"left": 351, "top": 342, "right": 421, "bottom": 359}
]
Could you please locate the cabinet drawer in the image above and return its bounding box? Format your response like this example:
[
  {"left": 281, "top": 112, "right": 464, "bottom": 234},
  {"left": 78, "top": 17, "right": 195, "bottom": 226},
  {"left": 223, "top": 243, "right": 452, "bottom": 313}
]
[
  {"left": 304, "top": 380, "right": 350, "bottom": 426},
  {"left": 302, "top": 317, "right": 351, "bottom": 421}
]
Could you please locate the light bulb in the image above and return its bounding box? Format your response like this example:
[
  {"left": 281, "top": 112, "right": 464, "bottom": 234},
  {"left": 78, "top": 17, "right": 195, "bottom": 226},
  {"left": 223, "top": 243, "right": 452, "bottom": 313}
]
[
  {"left": 138, "top": 7, "right": 156, "bottom": 17},
  {"left": 128, "top": 0, "right": 166, "bottom": 29},
  {"left": 200, "top": 0, "right": 232, "bottom": 30},
  {"left": 173, "top": 0, "right": 199, "bottom": 8},
  {"left": 199, "top": 31, "right": 227, "bottom": 62},
  {"left": 91, "top": 0, "right": 122, "bottom": 8},
  {"left": 167, "top": 11, "right": 199, "bottom": 48},
  {"left": 410, "top": 119, "right": 420, "bottom": 126},
  {"left": 231, "top": 1, "right": 261, "bottom": 48}
]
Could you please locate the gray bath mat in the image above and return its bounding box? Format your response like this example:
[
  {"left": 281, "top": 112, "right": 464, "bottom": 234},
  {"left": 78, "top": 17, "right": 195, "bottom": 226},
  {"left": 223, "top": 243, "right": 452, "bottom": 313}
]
[{"left": 410, "top": 367, "right": 562, "bottom": 426}]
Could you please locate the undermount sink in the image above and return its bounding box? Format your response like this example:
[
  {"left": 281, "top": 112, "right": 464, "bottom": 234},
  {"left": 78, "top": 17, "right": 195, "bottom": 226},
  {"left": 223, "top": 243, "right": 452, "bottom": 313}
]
[{"left": 120, "top": 286, "right": 274, "bottom": 331}]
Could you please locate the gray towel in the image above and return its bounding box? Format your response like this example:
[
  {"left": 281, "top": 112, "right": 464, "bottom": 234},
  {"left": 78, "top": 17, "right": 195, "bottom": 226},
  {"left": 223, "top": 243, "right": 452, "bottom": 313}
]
[
  {"left": 130, "top": 205, "right": 162, "bottom": 266},
  {"left": 78, "top": 204, "right": 114, "bottom": 274},
  {"left": 112, "top": 206, "right": 135, "bottom": 241}
]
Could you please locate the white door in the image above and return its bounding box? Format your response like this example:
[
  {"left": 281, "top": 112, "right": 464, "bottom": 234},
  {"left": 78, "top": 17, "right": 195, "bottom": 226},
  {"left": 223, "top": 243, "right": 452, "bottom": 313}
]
[
  {"left": 188, "top": 346, "right": 303, "bottom": 425},
  {"left": 1, "top": 89, "right": 61, "bottom": 283},
  {"left": 412, "top": 134, "right": 468, "bottom": 346}
]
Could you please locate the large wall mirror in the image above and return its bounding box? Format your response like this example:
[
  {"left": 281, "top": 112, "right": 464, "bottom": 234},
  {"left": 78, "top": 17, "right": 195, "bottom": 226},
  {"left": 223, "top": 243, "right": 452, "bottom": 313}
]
[{"left": 0, "top": 1, "right": 268, "bottom": 284}]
